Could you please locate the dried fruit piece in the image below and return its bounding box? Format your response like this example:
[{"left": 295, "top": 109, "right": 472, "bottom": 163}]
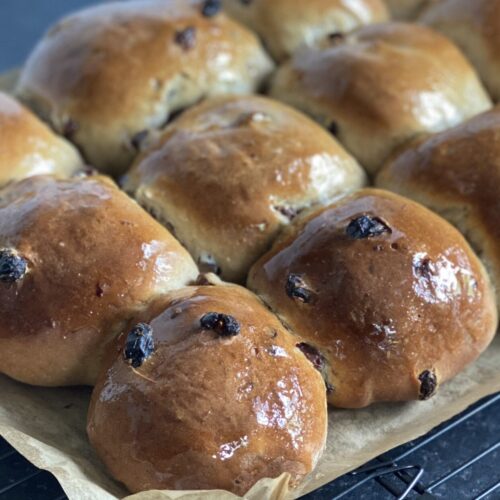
[
  {"left": 200, "top": 312, "right": 240, "bottom": 337},
  {"left": 296, "top": 342, "right": 326, "bottom": 371},
  {"left": 174, "top": 27, "right": 196, "bottom": 50},
  {"left": 124, "top": 323, "right": 155, "bottom": 368},
  {"left": 418, "top": 369, "right": 437, "bottom": 400},
  {"left": 346, "top": 215, "right": 391, "bottom": 239},
  {"left": 0, "top": 249, "right": 28, "bottom": 283},
  {"left": 286, "top": 273, "right": 313, "bottom": 303},
  {"left": 201, "top": 0, "right": 221, "bottom": 17}
]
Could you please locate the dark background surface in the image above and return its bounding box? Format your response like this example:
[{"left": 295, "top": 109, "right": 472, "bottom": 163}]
[
  {"left": 0, "top": 0, "right": 101, "bottom": 71},
  {"left": 0, "top": 2, "right": 499, "bottom": 499}
]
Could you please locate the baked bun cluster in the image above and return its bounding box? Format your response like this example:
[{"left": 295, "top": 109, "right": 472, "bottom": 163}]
[
  {"left": 123, "top": 95, "right": 366, "bottom": 282},
  {"left": 0, "top": 92, "right": 82, "bottom": 185},
  {"left": 1, "top": 0, "right": 499, "bottom": 496},
  {"left": 377, "top": 107, "right": 500, "bottom": 308},
  {"left": 270, "top": 22, "right": 492, "bottom": 173},
  {"left": 16, "top": 0, "right": 274, "bottom": 176},
  {"left": 248, "top": 189, "right": 497, "bottom": 408},
  {"left": 221, "top": 0, "right": 389, "bottom": 61},
  {"left": 420, "top": 0, "right": 500, "bottom": 102},
  {"left": 0, "top": 174, "right": 197, "bottom": 387},
  {"left": 88, "top": 281, "right": 328, "bottom": 495}
]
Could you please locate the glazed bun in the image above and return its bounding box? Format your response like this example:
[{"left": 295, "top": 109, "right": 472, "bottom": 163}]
[
  {"left": 385, "top": 0, "right": 430, "bottom": 19},
  {"left": 420, "top": 0, "right": 500, "bottom": 101},
  {"left": 248, "top": 189, "right": 498, "bottom": 408},
  {"left": 221, "top": 0, "right": 389, "bottom": 61},
  {"left": 123, "top": 95, "right": 366, "bottom": 283},
  {"left": 16, "top": 0, "right": 274, "bottom": 176},
  {"left": 87, "top": 282, "right": 328, "bottom": 495},
  {"left": 270, "top": 22, "right": 492, "bottom": 174},
  {"left": 0, "top": 92, "right": 82, "bottom": 185},
  {"left": 0, "top": 175, "right": 198, "bottom": 387},
  {"left": 377, "top": 107, "right": 500, "bottom": 308}
]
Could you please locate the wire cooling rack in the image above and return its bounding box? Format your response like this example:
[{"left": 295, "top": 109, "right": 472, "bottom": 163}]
[{"left": 0, "top": 392, "right": 499, "bottom": 500}]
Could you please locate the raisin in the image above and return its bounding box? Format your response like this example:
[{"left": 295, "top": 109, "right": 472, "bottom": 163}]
[
  {"left": 200, "top": 312, "right": 240, "bottom": 337},
  {"left": 201, "top": 0, "right": 221, "bottom": 16},
  {"left": 130, "top": 130, "right": 149, "bottom": 151},
  {"left": 62, "top": 119, "right": 79, "bottom": 139},
  {"left": 418, "top": 370, "right": 437, "bottom": 400},
  {"left": 326, "top": 382, "right": 335, "bottom": 394},
  {"left": 346, "top": 215, "right": 391, "bottom": 239},
  {"left": 274, "top": 204, "right": 300, "bottom": 222},
  {"left": 328, "top": 32, "right": 344, "bottom": 44},
  {"left": 174, "top": 27, "right": 196, "bottom": 50},
  {"left": 328, "top": 121, "right": 339, "bottom": 136},
  {"left": 124, "top": 323, "right": 155, "bottom": 368},
  {"left": 0, "top": 249, "right": 27, "bottom": 283},
  {"left": 286, "top": 274, "right": 312, "bottom": 303},
  {"left": 296, "top": 342, "right": 326, "bottom": 371}
]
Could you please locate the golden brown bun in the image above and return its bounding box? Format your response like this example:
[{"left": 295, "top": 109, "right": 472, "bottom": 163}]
[
  {"left": 0, "top": 92, "right": 82, "bottom": 185},
  {"left": 270, "top": 22, "right": 492, "bottom": 174},
  {"left": 221, "top": 0, "right": 389, "bottom": 61},
  {"left": 87, "top": 283, "right": 328, "bottom": 494},
  {"left": 377, "top": 107, "right": 500, "bottom": 309},
  {"left": 16, "top": 0, "right": 274, "bottom": 177},
  {"left": 420, "top": 0, "right": 500, "bottom": 101},
  {"left": 0, "top": 175, "right": 198, "bottom": 387},
  {"left": 123, "top": 95, "right": 367, "bottom": 283},
  {"left": 248, "top": 189, "right": 498, "bottom": 408},
  {"left": 385, "top": 0, "right": 431, "bottom": 19}
]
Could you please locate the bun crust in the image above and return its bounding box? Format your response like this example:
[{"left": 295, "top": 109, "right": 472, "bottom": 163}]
[
  {"left": 222, "top": 0, "right": 388, "bottom": 61},
  {"left": 385, "top": 0, "right": 430, "bottom": 19},
  {"left": 123, "top": 95, "right": 366, "bottom": 283},
  {"left": 420, "top": 0, "right": 500, "bottom": 101},
  {"left": 87, "top": 283, "right": 328, "bottom": 494},
  {"left": 16, "top": 0, "right": 274, "bottom": 176},
  {"left": 0, "top": 175, "right": 198, "bottom": 386},
  {"left": 270, "top": 22, "right": 492, "bottom": 173},
  {"left": 377, "top": 107, "right": 500, "bottom": 308},
  {"left": 0, "top": 92, "right": 82, "bottom": 185},
  {"left": 248, "top": 189, "right": 498, "bottom": 408}
]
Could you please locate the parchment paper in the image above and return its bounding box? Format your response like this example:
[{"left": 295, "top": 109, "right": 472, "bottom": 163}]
[{"left": 0, "top": 69, "right": 499, "bottom": 499}]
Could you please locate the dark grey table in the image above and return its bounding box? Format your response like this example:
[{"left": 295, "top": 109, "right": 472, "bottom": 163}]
[{"left": 0, "top": 2, "right": 499, "bottom": 499}]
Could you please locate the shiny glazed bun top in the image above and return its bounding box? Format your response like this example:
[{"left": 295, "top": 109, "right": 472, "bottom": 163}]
[
  {"left": 222, "top": 0, "right": 389, "bottom": 61},
  {"left": 420, "top": 0, "right": 500, "bottom": 101},
  {"left": 0, "top": 92, "right": 82, "bottom": 185},
  {"left": 270, "top": 22, "right": 492, "bottom": 174},
  {"left": 0, "top": 174, "right": 198, "bottom": 387},
  {"left": 377, "top": 107, "right": 500, "bottom": 308},
  {"left": 248, "top": 189, "right": 498, "bottom": 408},
  {"left": 16, "top": 0, "right": 274, "bottom": 176},
  {"left": 88, "top": 282, "right": 328, "bottom": 495},
  {"left": 123, "top": 95, "right": 366, "bottom": 283}
]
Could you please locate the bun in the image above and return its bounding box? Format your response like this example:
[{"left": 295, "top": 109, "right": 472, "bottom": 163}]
[
  {"left": 16, "top": 0, "right": 274, "bottom": 176},
  {"left": 87, "top": 282, "right": 327, "bottom": 494},
  {"left": 248, "top": 189, "right": 498, "bottom": 408},
  {"left": 377, "top": 107, "right": 500, "bottom": 308},
  {"left": 420, "top": 0, "right": 500, "bottom": 101},
  {"left": 0, "top": 174, "right": 198, "bottom": 386},
  {"left": 222, "top": 0, "right": 388, "bottom": 61},
  {"left": 385, "top": 0, "right": 430, "bottom": 19},
  {"left": 270, "top": 22, "right": 492, "bottom": 174},
  {"left": 123, "top": 95, "right": 366, "bottom": 282},
  {"left": 0, "top": 92, "right": 81, "bottom": 185}
]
